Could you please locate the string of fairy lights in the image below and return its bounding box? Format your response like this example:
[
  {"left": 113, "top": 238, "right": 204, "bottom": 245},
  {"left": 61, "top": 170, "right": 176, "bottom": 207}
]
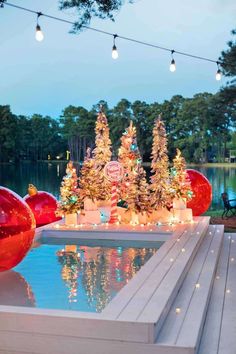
[{"left": 0, "top": 0, "right": 222, "bottom": 81}]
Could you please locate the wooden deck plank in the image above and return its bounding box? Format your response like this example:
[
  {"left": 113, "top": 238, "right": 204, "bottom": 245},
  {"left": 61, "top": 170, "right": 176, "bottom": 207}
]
[
  {"left": 157, "top": 225, "right": 216, "bottom": 345},
  {"left": 218, "top": 233, "right": 236, "bottom": 354},
  {"left": 0, "top": 331, "right": 194, "bottom": 354},
  {"left": 101, "top": 224, "right": 189, "bottom": 319},
  {"left": 135, "top": 217, "right": 210, "bottom": 330},
  {"left": 116, "top": 221, "right": 204, "bottom": 323},
  {"left": 176, "top": 226, "right": 224, "bottom": 350},
  {"left": 197, "top": 234, "right": 231, "bottom": 354}
]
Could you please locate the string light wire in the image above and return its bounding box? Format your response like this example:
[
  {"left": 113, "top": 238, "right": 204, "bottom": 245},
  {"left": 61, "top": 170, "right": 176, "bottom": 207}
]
[{"left": 0, "top": 0, "right": 222, "bottom": 79}]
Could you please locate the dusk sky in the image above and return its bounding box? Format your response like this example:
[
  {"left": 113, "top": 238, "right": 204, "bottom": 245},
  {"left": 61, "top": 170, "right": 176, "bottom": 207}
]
[{"left": 0, "top": 0, "right": 235, "bottom": 118}]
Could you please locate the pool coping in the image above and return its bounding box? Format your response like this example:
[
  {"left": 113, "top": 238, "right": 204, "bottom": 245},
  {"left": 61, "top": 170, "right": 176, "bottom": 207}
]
[{"left": 0, "top": 217, "right": 209, "bottom": 346}]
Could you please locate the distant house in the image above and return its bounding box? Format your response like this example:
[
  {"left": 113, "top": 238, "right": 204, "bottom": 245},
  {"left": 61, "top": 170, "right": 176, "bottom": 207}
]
[{"left": 229, "top": 150, "right": 236, "bottom": 163}]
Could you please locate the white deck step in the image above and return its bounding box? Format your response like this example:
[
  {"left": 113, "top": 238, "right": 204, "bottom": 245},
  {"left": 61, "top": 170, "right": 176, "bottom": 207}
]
[
  {"left": 119, "top": 217, "right": 210, "bottom": 341},
  {"left": 198, "top": 233, "right": 236, "bottom": 354},
  {"left": 156, "top": 224, "right": 224, "bottom": 353}
]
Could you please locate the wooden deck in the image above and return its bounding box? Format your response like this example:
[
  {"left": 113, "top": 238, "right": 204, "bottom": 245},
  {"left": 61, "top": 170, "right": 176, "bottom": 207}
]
[{"left": 0, "top": 219, "right": 235, "bottom": 354}]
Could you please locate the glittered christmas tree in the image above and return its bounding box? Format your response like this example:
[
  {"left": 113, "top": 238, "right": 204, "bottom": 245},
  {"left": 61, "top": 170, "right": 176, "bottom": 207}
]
[
  {"left": 135, "top": 165, "right": 151, "bottom": 215},
  {"left": 57, "top": 161, "right": 81, "bottom": 215},
  {"left": 118, "top": 121, "right": 141, "bottom": 210},
  {"left": 92, "top": 106, "right": 112, "bottom": 201},
  {"left": 79, "top": 147, "right": 101, "bottom": 202},
  {"left": 149, "top": 115, "right": 171, "bottom": 209},
  {"left": 118, "top": 121, "right": 150, "bottom": 221},
  {"left": 170, "top": 148, "right": 193, "bottom": 201}
]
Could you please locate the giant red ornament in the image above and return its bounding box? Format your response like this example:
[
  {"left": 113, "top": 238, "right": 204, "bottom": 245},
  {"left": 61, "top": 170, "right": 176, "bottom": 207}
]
[
  {"left": 24, "top": 184, "right": 61, "bottom": 227},
  {"left": 0, "top": 186, "right": 36, "bottom": 272},
  {"left": 186, "top": 169, "right": 212, "bottom": 216}
]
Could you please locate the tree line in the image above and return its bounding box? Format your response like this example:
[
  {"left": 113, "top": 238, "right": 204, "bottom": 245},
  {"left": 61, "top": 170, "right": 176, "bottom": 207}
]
[{"left": 0, "top": 90, "right": 235, "bottom": 164}]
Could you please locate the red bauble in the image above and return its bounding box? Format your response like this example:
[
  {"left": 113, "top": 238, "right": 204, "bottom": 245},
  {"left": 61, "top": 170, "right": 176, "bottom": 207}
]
[
  {"left": 186, "top": 169, "right": 212, "bottom": 216},
  {"left": 24, "top": 186, "right": 61, "bottom": 227},
  {"left": 0, "top": 187, "right": 36, "bottom": 272}
]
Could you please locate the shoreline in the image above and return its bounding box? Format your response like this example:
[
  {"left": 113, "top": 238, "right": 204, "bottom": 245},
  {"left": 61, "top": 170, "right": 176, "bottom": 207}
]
[{"left": 1, "top": 161, "right": 236, "bottom": 167}]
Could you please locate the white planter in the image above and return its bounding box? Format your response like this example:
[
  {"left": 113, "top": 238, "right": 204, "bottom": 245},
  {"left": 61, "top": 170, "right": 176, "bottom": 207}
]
[
  {"left": 84, "top": 197, "right": 98, "bottom": 211},
  {"left": 138, "top": 212, "right": 147, "bottom": 225},
  {"left": 131, "top": 211, "right": 139, "bottom": 225},
  {"left": 150, "top": 208, "right": 173, "bottom": 224},
  {"left": 78, "top": 210, "right": 101, "bottom": 225},
  {"left": 173, "top": 208, "right": 193, "bottom": 222},
  {"left": 98, "top": 206, "right": 111, "bottom": 223},
  {"left": 65, "top": 213, "right": 77, "bottom": 226},
  {"left": 173, "top": 197, "right": 186, "bottom": 210},
  {"left": 121, "top": 209, "right": 132, "bottom": 224}
]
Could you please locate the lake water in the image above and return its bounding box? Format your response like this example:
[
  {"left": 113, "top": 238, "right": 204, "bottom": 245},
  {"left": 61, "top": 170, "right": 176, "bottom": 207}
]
[{"left": 0, "top": 162, "right": 236, "bottom": 211}]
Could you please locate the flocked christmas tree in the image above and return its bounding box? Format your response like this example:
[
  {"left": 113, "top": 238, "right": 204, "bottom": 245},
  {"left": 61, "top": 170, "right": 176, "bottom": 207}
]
[
  {"left": 92, "top": 106, "right": 112, "bottom": 201},
  {"left": 118, "top": 121, "right": 140, "bottom": 208},
  {"left": 149, "top": 115, "right": 171, "bottom": 209},
  {"left": 79, "top": 147, "right": 102, "bottom": 202},
  {"left": 57, "top": 161, "right": 81, "bottom": 215},
  {"left": 136, "top": 165, "right": 151, "bottom": 215},
  {"left": 170, "top": 148, "right": 193, "bottom": 201},
  {"left": 118, "top": 121, "right": 150, "bottom": 216}
]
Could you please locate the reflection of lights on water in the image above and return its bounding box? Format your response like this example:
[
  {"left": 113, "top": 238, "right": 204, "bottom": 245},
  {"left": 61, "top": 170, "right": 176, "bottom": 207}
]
[
  {"left": 117, "top": 247, "right": 123, "bottom": 255},
  {"left": 56, "top": 244, "right": 158, "bottom": 312}
]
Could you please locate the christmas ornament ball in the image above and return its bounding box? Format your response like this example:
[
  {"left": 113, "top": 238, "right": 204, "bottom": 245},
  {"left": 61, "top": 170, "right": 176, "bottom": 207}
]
[
  {"left": 186, "top": 169, "right": 212, "bottom": 216},
  {"left": 24, "top": 184, "right": 61, "bottom": 227},
  {"left": 0, "top": 186, "right": 36, "bottom": 272}
]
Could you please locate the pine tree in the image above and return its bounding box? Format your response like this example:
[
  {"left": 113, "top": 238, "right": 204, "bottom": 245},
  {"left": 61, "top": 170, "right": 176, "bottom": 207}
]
[
  {"left": 149, "top": 115, "right": 171, "bottom": 209},
  {"left": 57, "top": 161, "right": 81, "bottom": 215},
  {"left": 170, "top": 148, "right": 193, "bottom": 200},
  {"left": 92, "top": 106, "right": 112, "bottom": 200},
  {"left": 79, "top": 147, "right": 102, "bottom": 202}
]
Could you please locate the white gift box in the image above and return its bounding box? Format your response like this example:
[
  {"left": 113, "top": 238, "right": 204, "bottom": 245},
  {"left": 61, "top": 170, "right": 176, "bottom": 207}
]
[
  {"left": 78, "top": 210, "right": 101, "bottom": 225},
  {"left": 64, "top": 213, "right": 77, "bottom": 226},
  {"left": 173, "top": 208, "right": 193, "bottom": 222},
  {"left": 173, "top": 197, "right": 187, "bottom": 210}
]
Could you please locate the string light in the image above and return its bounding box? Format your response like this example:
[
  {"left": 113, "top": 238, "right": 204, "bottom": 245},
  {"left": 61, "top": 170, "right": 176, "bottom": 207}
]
[
  {"left": 35, "top": 12, "right": 44, "bottom": 42},
  {"left": 215, "top": 61, "right": 222, "bottom": 81},
  {"left": 112, "top": 34, "right": 119, "bottom": 59},
  {"left": 0, "top": 1, "right": 222, "bottom": 79},
  {"left": 169, "top": 50, "right": 176, "bottom": 72}
]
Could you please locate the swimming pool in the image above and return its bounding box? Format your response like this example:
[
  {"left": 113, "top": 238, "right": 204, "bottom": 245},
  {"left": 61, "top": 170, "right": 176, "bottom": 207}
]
[{"left": 0, "top": 241, "right": 160, "bottom": 313}]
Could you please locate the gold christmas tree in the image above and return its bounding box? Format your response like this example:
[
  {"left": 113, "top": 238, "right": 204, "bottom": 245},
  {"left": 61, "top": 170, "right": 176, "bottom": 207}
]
[
  {"left": 170, "top": 148, "right": 193, "bottom": 201},
  {"left": 118, "top": 121, "right": 140, "bottom": 209},
  {"left": 118, "top": 121, "right": 149, "bottom": 215},
  {"left": 57, "top": 161, "right": 81, "bottom": 215},
  {"left": 92, "top": 106, "right": 112, "bottom": 200},
  {"left": 135, "top": 165, "right": 151, "bottom": 214},
  {"left": 79, "top": 147, "right": 102, "bottom": 202},
  {"left": 149, "top": 115, "right": 171, "bottom": 209}
]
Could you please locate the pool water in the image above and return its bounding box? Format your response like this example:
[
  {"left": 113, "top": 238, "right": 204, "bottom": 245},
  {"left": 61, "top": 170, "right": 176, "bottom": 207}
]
[{"left": 0, "top": 243, "right": 159, "bottom": 313}]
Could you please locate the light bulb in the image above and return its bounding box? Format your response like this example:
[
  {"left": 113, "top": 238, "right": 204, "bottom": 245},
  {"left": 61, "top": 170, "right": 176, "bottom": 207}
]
[
  {"left": 216, "top": 69, "right": 221, "bottom": 81},
  {"left": 112, "top": 45, "right": 118, "bottom": 59},
  {"left": 170, "top": 59, "right": 176, "bottom": 72},
  {"left": 35, "top": 25, "right": 44, "bottom": 42}
]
